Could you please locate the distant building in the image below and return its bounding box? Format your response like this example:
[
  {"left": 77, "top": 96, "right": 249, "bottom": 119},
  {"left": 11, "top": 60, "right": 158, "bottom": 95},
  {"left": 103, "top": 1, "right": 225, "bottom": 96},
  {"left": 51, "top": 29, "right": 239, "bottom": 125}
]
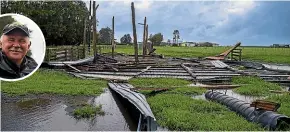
[
  {"left": 272, "top": 44, "right": 290, "bottom": 48},
  {"left": 197, "top": 42, "right": 219, "bottom": 47},
  {"left": 182, "top": 42, "right": 198, "bottom": 47}
]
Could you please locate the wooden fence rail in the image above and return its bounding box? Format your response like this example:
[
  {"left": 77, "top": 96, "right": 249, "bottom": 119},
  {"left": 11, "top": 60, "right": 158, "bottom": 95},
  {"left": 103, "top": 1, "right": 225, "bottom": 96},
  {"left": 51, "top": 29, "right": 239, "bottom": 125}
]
[{"left": 45, "top": 46, "right": 85, "bottom": 62}]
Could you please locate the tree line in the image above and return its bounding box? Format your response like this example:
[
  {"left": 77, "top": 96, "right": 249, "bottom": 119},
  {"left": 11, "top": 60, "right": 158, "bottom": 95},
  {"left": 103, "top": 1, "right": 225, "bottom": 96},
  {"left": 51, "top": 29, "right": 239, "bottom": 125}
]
[
  {"left": 1, "top": 1, "right": 172, "bottom": 46},
  {"left": 1, "top": 1, "right": 89, "bottom": 46}
]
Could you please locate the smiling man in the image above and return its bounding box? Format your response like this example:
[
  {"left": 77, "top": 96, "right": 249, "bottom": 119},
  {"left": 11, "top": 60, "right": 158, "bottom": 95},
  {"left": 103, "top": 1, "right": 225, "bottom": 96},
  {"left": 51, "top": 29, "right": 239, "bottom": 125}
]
[{"left": 0, "top": 22, "right": 38, "bottom": 79}]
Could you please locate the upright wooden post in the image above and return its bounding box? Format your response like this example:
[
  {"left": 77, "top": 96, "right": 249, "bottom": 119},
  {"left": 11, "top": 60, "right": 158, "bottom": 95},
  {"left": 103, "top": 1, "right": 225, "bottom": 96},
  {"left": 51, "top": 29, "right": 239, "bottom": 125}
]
[
  {"left": 83, "top": 18, "right": 86, "bottom": 58},
  {"left": 112, "top": 16, "right": 115, "bottom": 58},
  {"left": 92, "top": 2, "right": 99, "bottom": 55},
  {"left": 92, "top": 1, "right": 96, "bottom": 55},
  {"left": 131, "top": 2, "right": 138, "bottom": 64},
  {"left": 142, "top": 17, "right": 147, "bottom": 58},
  {"left": 145, "top": 24, "right": 148, "bottom": 55},
  {"left": 88, "top": 0, "right": 92, "bottom": 53}
]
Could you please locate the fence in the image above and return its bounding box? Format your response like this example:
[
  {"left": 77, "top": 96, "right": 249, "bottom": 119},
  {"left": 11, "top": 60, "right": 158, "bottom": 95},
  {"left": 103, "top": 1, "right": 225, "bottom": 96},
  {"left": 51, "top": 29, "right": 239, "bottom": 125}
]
[{"left": 45, "top": 46, "right": 85, "bottom": 62}]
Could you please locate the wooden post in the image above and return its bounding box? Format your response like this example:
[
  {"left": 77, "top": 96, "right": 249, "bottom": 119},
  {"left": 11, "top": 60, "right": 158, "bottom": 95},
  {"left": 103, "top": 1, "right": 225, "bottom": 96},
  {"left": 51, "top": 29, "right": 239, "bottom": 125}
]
[
  {"left": 239, "top": 49, "right": 242, "bottom": 61},
  {"left": 145, "top": 24, "right": 148, "bottom": 55},
  {"left": 83, "top": 18, "right": 86, "bottom": 58},
  {"left": 142, "top": 17, "right": 147, "bottom": 58},
  {"left": 65, "top": 49, "right": 67, "bottom": 61},
  {"left": 131, "top": 2, "right": 138, "bottom": 64},
  {"left": 92, "top": 2, "right": 99, "bottom": 55},
  {"left": 46, "top": 48, "right": 50, "bottom": 61},
  {"left": 88, "top": 0, "right": 92, "bottom": 53},
  {"left": 112, "top": 16, "right": 115, "bottom": 58},
  {"left": 71, "top": 46, "right": 74, "bottom": 60}
]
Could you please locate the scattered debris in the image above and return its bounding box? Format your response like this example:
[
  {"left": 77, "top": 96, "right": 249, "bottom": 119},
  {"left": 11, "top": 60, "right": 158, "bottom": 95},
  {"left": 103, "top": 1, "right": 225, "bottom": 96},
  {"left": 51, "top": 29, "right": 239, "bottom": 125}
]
[{"left": 205, "top": 42, "right": 241, "bottom": 60}]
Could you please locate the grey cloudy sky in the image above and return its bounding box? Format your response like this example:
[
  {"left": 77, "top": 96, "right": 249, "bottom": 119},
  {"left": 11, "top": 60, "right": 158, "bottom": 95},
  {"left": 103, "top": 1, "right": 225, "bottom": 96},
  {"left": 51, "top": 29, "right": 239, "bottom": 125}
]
[{"left": 85, "top": 0, "right": 290, "bottom": 46}]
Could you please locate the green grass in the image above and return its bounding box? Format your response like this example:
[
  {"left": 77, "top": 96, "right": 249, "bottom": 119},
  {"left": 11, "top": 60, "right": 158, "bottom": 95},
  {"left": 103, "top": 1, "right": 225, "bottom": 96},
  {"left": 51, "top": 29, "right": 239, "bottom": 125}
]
[
  {"left": 266, "top": 94, "right": 290, "bottom": 117},
  {"left": 106, "top": 45, "right": 290, "bottom": 64},
  {"left": 232, "top": 76, "right": 282, "bottom": 96},
  {"left": 73, "top": 104, "right": 105, "bottom": 119},
  {"left": 129, "top": 78, "right": 191, "bottom": 89},
  {"left": 1, "top": 69, "right": 107, "bottom": 96},
  {"left": 147, "top": 94, "right": 264, "bottom": 131}
]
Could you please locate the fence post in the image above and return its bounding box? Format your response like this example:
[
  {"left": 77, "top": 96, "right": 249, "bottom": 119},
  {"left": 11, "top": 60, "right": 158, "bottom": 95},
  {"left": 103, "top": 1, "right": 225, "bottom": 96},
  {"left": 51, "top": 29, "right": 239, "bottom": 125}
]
[
  {"left": 64, "top": 49, "right": 67, "bottom": 61},
  {"left": 71, "top": 46, "right": 74, "bottom": 60},
  {"left": 131, "top": 2, "right": 138, "bottom": 64},
  {"left": 46, "top": 48, "right": 50, "bottom": 62}
]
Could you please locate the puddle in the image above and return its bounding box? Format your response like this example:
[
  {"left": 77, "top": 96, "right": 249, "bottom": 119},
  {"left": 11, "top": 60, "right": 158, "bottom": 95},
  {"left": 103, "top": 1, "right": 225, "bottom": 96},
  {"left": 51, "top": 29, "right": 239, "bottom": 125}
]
[
  {"left": 192, "top": 90, "right": 263, "bottom": 103},
  {"left": 1, "top": 89, "right": 137, "bottom": 131}
]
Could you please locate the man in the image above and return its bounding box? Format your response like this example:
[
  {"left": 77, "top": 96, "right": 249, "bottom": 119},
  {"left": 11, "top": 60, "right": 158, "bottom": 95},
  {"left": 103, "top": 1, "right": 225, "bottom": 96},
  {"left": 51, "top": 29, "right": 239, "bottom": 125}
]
[{"left": 0, "top": 22, "right": 38, "bottom": 79}]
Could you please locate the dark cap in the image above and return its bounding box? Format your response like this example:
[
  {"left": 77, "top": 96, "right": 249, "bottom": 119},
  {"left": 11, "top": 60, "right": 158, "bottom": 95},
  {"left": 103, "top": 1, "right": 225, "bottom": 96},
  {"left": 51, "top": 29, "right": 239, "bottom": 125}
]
[{"left": 2, "top": 22, "right": 30, "bottom": 37}]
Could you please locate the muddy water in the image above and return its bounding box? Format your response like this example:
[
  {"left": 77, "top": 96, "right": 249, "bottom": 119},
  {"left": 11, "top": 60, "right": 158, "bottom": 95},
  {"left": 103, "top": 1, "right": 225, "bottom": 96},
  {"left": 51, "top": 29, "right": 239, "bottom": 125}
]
[{"left": 1, "top": 89, "right": 137, "bottom": 131}]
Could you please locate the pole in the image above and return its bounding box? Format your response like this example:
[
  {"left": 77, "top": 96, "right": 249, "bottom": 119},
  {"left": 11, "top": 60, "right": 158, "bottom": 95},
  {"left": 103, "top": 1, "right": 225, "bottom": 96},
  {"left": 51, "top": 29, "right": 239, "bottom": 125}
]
[
  {"left": 142, "top": 17, "right": 147, "bottom": 58},
  {"left": 145, "top": 24, "right": 148, "bottom": 55},
  {"left": 88, "top": 0, "right": 92, "bottom": 53},
  {"left": 112, "top": 16, "right": 115, "bottom": 58},
  {"left": 83, "top": 18, "right": 87, "bottom": 58},
  {"left": 131, "top": 2, "right": 138, "bottom": 64},
  {"left": 92, "top": 2, "right": 99, "bottom": 55}
]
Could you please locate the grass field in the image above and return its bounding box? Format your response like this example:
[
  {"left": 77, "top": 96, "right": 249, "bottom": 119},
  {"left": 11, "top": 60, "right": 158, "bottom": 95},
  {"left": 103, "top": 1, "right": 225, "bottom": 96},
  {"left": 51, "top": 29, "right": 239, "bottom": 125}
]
[
  {"left": 266, "top": 94, "right": 290, "bottom": 117},
  {"left": 232, "top": 76, "right": 283, "bottom": 96},
  {"left": 148, "top": 94, "right": 264, "bottom": 131},
  {"left": 101, "top": 45, "right": 290, "bottom": 64},
  {"left": 1, "top": 69, "right": 107, "bottom": 96},
  {"left": 131, "top": 77, "right": 265, "bottom": 130}
]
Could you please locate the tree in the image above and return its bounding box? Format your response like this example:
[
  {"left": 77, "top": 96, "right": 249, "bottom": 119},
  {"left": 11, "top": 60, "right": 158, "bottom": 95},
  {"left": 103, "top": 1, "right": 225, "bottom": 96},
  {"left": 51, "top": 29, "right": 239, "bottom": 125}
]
[
  {"left": 1, "top": 1, "right": 90, "bottom": 46},
  {"left": 173, "top": 30, "right": 180, "bottom": 46},
  {"left": 99, "top": 27, "right": 112, "bottom": 44},
  {"left": 120, "top": 34, "right": 132, "bottom": 44},
  {"left": 148, "top": 33, "right": 163, "bottom": 46},
  {"left": 0, "top": 16, "right": 16, "bottom": 35}
]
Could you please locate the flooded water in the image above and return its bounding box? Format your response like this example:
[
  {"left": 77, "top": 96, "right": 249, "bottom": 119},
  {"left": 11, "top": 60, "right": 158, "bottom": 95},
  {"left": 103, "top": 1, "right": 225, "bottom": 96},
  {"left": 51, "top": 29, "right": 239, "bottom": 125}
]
[
  {"left": 192, "top": 90, "right": 263, "bottom": 103},
  {"left": 1, "top": 89, "right": 137, "bottom": 131}
]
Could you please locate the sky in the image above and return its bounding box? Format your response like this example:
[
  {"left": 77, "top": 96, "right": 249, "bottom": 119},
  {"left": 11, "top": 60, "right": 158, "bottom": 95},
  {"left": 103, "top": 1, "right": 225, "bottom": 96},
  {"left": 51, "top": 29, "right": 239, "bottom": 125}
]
[{"left": 85, "top": 0, "right": 290, "bottom": 46}]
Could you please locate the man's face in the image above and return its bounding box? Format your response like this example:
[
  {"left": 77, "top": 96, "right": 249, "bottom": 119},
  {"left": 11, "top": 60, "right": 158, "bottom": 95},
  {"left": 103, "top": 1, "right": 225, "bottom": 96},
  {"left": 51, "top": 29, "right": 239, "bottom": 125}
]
[{"left": 1, "top": 31, "right": 30, "bottom": 63}]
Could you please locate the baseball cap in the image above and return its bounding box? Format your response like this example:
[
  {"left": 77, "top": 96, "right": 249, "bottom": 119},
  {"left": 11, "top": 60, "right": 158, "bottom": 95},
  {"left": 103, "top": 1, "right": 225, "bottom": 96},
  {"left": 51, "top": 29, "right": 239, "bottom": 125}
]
[{"left": 2, "top": 22, "right": 30, "bottom": 37}]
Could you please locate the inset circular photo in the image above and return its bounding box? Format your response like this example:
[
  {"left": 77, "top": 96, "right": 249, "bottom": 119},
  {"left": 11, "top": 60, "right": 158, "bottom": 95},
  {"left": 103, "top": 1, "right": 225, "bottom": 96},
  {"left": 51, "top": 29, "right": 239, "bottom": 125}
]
[{"left": 0, "top": 13, "right": 46, "bottom": 81}]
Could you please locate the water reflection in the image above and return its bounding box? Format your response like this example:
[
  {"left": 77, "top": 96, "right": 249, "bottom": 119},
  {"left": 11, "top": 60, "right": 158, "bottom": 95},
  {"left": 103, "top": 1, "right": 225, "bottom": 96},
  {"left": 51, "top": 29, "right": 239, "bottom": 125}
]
[
  {"left": 1, "top": 89, "right": 137, "bottom": 131},
  {"left": 192, "top": 90, "right": 263, "bottom": 103}
]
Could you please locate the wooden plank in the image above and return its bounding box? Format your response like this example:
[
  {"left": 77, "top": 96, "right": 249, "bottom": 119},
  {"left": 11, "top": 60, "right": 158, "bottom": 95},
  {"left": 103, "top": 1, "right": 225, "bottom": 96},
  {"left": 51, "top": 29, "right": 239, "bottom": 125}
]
[
  {"left": 250, "top": 100, "right": 280, "bottom": 112},
  {"left": 141, "top": 72, "right": 190, "bottom": 76},
  {"left": 63, "top": 63, "right": 81, "bottom": 73},
  {"left": 181, "top": 63, "right": 196, "bottom": 79},
  {"left": 211, "top": 60, "right": 229, "bottom": 68},
  {"left": 135, "top": 66, "right": 151, "bottom": 78},
  {"left": 190, "top": 83, "right": 240, "bottom": 90}
]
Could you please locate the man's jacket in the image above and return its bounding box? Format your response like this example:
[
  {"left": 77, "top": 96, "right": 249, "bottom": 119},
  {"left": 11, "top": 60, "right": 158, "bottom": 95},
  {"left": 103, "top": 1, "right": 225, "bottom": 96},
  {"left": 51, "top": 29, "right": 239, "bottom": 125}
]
[{"left": 0, "top": 51, "right": 38, "bottom": 79}]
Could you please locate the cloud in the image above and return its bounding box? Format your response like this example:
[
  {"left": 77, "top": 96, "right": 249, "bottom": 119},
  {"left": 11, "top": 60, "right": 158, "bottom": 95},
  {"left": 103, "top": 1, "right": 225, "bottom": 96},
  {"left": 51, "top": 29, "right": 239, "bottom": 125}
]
[{"left": 84, "top": 1, "right": 290, "bottom": 46}]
